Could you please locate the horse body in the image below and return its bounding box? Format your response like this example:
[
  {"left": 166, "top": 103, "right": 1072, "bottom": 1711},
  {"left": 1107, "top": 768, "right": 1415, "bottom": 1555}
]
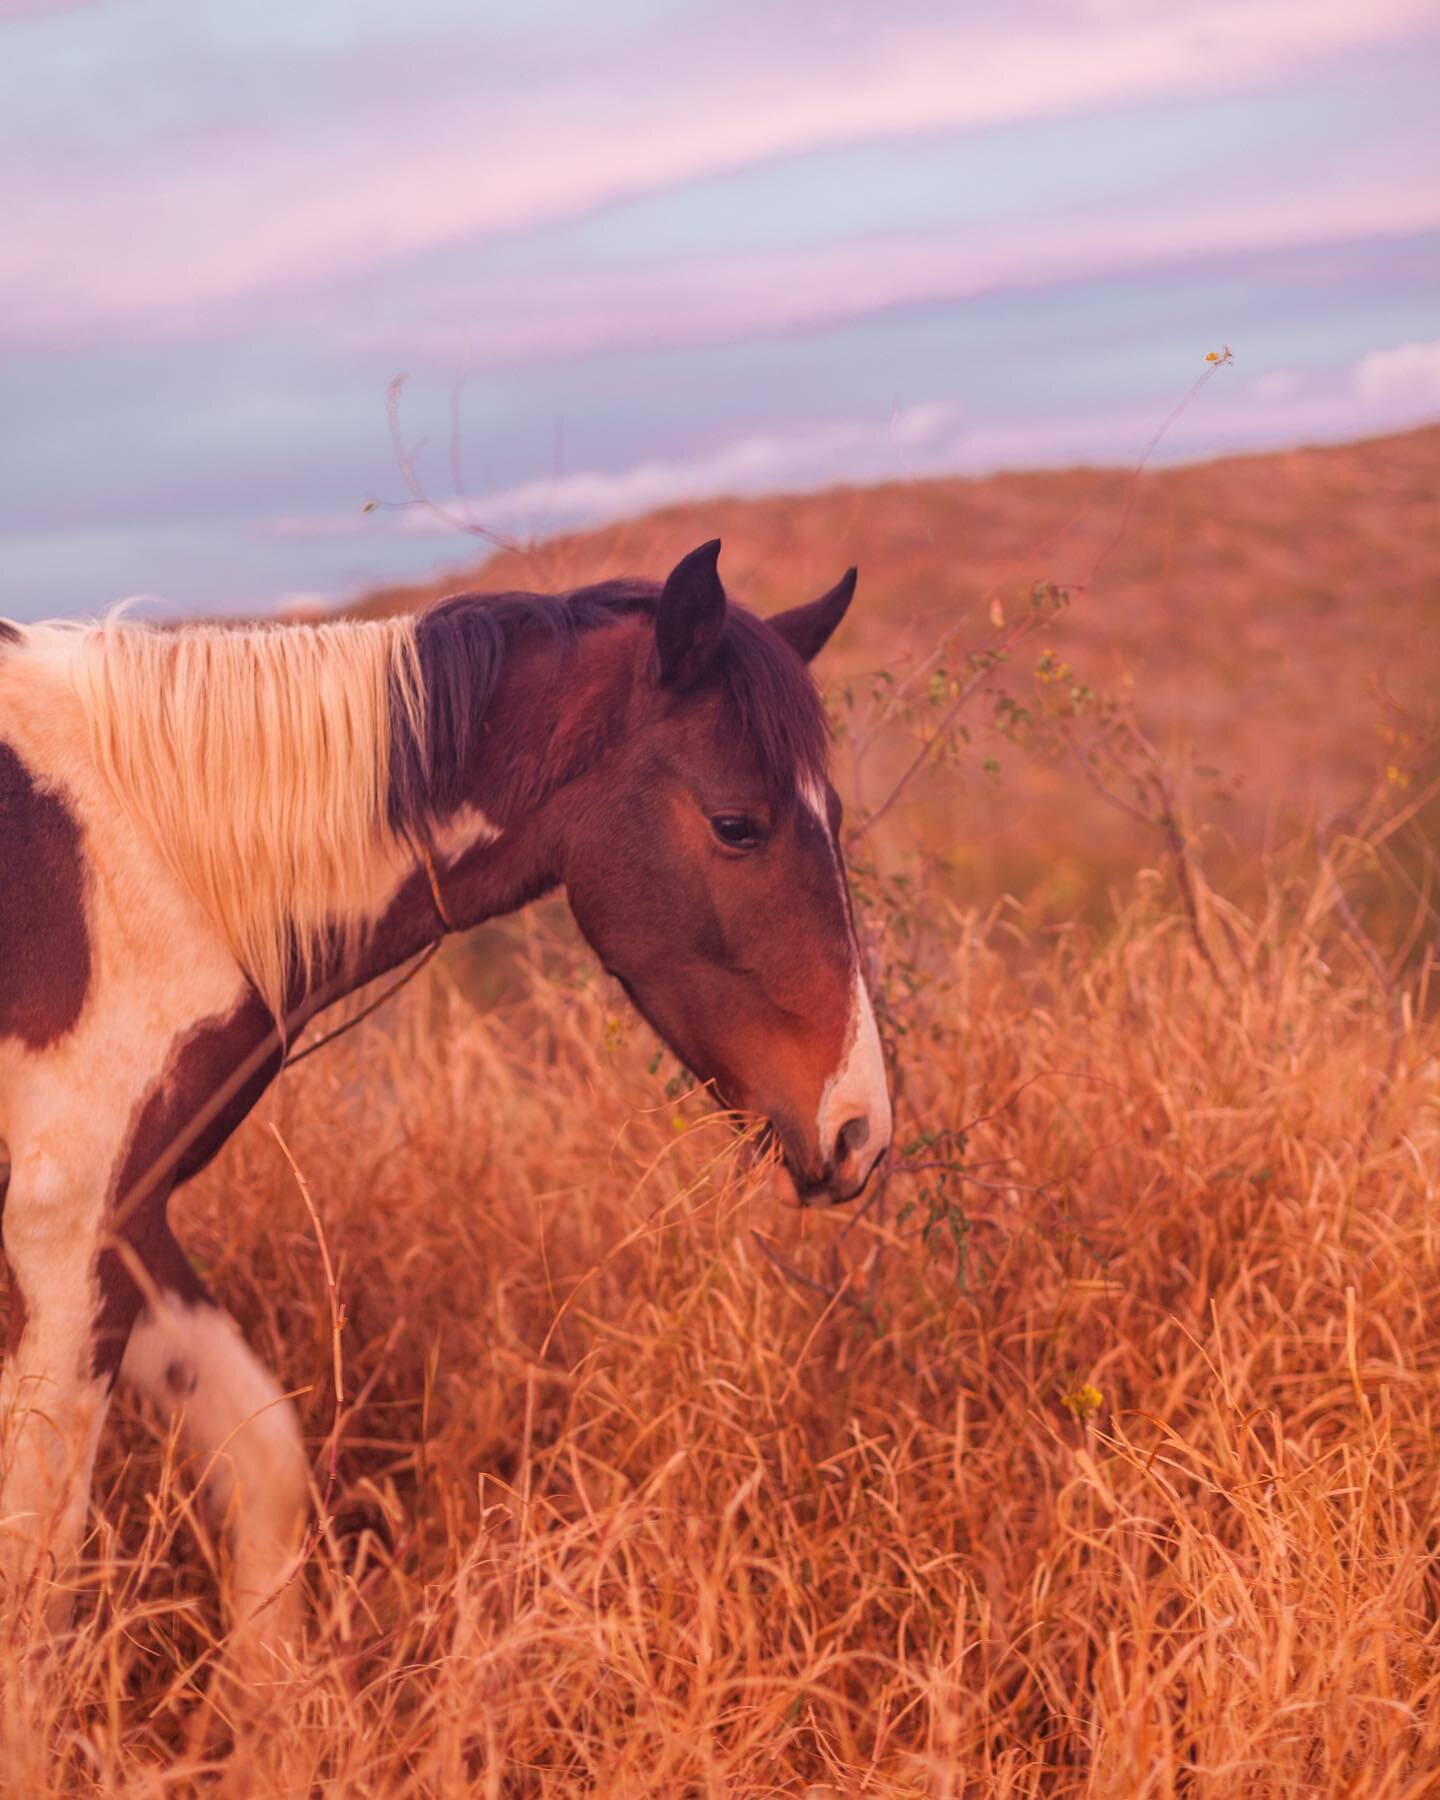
[{"left": 0, "top": 543, "right": 890, "bottom": 1657}]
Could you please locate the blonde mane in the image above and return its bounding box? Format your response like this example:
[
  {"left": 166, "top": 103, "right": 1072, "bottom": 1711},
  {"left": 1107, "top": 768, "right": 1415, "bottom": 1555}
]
[{"left": 67, "top": 613, "right": 427, "bottom": 1028}]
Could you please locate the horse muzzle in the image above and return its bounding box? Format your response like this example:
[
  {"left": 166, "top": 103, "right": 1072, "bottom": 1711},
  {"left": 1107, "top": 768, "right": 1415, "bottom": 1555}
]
[{"left": 771, "top": 1125, "right": 888, "bottom": 1208}]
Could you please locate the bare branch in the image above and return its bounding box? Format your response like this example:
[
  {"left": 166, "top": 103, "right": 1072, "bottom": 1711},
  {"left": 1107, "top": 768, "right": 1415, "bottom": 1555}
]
[
  {"left": 857, "top": 608, "right": 1047, "bottom": 840},
  {"left": 364, "top": 372, "right": 526, "bottom": 557}
]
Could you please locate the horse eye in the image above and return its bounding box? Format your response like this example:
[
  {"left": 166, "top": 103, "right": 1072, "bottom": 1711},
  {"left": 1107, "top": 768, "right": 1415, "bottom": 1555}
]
[{"left": 710, "top": 813, "right": 761, "bottom": 851}]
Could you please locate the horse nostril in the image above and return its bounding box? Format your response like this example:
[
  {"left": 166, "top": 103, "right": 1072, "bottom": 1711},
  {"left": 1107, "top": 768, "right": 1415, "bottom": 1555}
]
[{"left": 835, "top": 1116, "right": 870, "bottom": 1167}]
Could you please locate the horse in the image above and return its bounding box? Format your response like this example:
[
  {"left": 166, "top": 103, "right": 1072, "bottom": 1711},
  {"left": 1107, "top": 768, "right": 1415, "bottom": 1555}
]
[{"left": 0, "top": 539, "right": 891, "bottom": 1661}]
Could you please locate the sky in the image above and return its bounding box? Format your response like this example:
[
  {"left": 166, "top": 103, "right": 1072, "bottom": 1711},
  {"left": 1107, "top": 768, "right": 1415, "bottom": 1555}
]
[{"left": 2, "top": 0, "right": 1438, "bottom": 620}]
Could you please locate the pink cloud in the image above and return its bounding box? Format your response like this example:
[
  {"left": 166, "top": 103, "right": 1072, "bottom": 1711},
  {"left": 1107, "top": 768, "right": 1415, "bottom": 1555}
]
[
  {"left": 294, "top": 178, "right": 1440, "bottom": 366},
  {"left": 10, "top": 147, "right": 1438, "bottom": 363},
  {"left": 3, "top": 0, "right": 1435, "bottom": 342}
]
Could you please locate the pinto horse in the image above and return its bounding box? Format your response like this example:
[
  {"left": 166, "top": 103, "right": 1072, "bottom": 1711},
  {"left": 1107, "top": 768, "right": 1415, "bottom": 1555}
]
[{"left": 0, "top": 540, "right": 890, "bottom": 1655}]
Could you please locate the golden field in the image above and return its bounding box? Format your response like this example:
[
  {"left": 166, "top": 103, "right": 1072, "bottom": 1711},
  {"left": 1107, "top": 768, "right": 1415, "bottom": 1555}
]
[{"left": 5, "top": 426, "right": 1440, "bottom": 1794}]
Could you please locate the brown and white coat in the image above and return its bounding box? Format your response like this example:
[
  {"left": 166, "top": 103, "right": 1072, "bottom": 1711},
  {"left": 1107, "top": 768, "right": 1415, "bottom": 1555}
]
[{"left": 0, "top": 544, "right": 890, "bottom": 1658}]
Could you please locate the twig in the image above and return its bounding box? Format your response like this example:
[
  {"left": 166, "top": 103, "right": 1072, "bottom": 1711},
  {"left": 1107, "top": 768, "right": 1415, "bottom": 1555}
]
[
  {"left": 752, "top": 1232, "right": 920, "bottom": 1379},
  {"left": 1131, "top": 727, "right": 1230, "bottom": 989},
  {"left": 858, "top": 609, "right": 1047, "bottom": 839},
  {"left": 1073, "top": 353, "right": 1232, "bottom": 595},
  {"left": 1057, "top": 717, "right": 1152, "bottom": 828},
  {"left": 1316, "top": 815, "right": 1393, "bottom": 993},
  {"left": 364, "top": 373, "right": 524, "bottom": 556},
  {"left": 1060, "top": 712, "right": 1229, "bottom": 987},
  {"left": 752, "top": 1231, "right": 860, "bottom": 1307}
]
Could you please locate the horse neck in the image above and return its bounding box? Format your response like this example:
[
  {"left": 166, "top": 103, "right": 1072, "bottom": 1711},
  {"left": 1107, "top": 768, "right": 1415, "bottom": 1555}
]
[{"left": 299, "top": 613, "right": 644, "bottom": 1021}]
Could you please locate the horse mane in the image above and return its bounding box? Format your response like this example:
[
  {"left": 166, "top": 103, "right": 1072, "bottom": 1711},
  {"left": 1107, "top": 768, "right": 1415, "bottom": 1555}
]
[
  {"left": 67, "top": 613, "right": 425, "bottom": 1028},
  {"left": 61, "top": 578, "right": 828, "bottom": 1026},
  {"left": 389, "top": 579, "right": 830, "bottom": 836}
]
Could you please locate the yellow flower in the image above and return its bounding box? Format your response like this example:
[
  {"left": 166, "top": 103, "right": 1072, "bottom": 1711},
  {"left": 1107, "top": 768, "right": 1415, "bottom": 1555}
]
[{"left": 1062, "top": 1383, "right": 1104, "bottom": 1420}]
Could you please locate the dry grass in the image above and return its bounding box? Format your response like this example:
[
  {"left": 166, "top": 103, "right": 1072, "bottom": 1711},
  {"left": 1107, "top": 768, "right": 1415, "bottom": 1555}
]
[
  {"left": 7, "top": 429, "right": 1440, "bottom": 1791},
  {"left": 5, "top": 873, "right": 1440, "bottom": 1794}
]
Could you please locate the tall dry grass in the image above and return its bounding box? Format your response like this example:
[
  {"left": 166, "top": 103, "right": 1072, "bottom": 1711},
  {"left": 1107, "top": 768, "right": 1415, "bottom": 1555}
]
[
  {"left": 8, "top": 431, "right": 1440, "bottom": 1791},
  {"left": 5, "top": 867, "right": 1440, "bottom": 1794}
]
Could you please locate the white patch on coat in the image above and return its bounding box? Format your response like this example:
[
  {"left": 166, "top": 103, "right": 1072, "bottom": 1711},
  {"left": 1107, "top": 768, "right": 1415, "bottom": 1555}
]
[
  {"left": 122, "top": 1295, "right": 309, "bottom": 1639},
  {"left": 431, "top": 803, "right": 502, "bottom": 864},
  {"left": 0, "top": 1150, "right": 111, "bottom": 1617}
]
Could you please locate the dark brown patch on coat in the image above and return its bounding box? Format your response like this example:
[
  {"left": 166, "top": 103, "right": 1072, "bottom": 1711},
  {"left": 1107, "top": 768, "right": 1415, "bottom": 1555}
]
[
  {"left": 3, "top": 1279, "right": 26, "bottom": 1359},
  {"left": 0, "top": 743, "right": 91, "bottom": 1048},
  {"left": 0, "top": 620, "right": 20, "bottom": 646},
  {"left": 92, "top": 994, "right": 281, "bottom": 1379}
]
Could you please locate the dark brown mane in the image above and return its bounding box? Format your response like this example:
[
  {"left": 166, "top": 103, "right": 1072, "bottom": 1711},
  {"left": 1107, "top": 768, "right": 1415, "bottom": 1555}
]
[{"left": 388, "top": 577, "right": 829, "bottom": 837}]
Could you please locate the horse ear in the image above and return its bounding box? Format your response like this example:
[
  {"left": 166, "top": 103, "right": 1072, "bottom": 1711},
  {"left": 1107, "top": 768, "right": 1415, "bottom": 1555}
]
[
  {"left": 767, "top": 567, "right": 857, "bottom": 663},
  {"left": 656, "top": 539, "right": 727, "bottom": 688}
]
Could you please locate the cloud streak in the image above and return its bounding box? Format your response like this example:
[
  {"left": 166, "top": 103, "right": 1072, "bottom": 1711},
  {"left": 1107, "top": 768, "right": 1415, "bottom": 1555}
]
[
  {"left": 325, "top": 188, "right": 1440, "bottom": 369},
  {"left": 256, "top": 341, "right": 1440, "bottom": 556},
  {"left": 3, "top": 0, "right": 1436, "bottom": 341},
  {"left": 260, "top": 404, "right": 962, "bottom": 542}
]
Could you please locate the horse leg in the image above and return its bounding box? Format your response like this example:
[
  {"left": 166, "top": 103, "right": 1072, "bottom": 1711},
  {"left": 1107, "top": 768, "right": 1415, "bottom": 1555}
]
[
  {"left": 115, "top": 1213, "right": 309, "bottom": 1665},
  {"left": 0, "top": 1141, "right": 114, "bottom": 1632}
]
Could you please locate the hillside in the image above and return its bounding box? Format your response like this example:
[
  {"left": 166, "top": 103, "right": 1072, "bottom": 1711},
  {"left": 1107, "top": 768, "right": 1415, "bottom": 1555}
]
[{"left": 353, "top": 425, "right": 1440, "bottom": 909}]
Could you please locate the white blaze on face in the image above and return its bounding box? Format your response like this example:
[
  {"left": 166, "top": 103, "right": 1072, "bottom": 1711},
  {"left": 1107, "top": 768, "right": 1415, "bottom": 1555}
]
[
  {"left": 801, "top": 778, "right": 893, "bottom": 1179},
  {"left": 818, "top": 966, "right": 892, "bottom": 1177}
]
